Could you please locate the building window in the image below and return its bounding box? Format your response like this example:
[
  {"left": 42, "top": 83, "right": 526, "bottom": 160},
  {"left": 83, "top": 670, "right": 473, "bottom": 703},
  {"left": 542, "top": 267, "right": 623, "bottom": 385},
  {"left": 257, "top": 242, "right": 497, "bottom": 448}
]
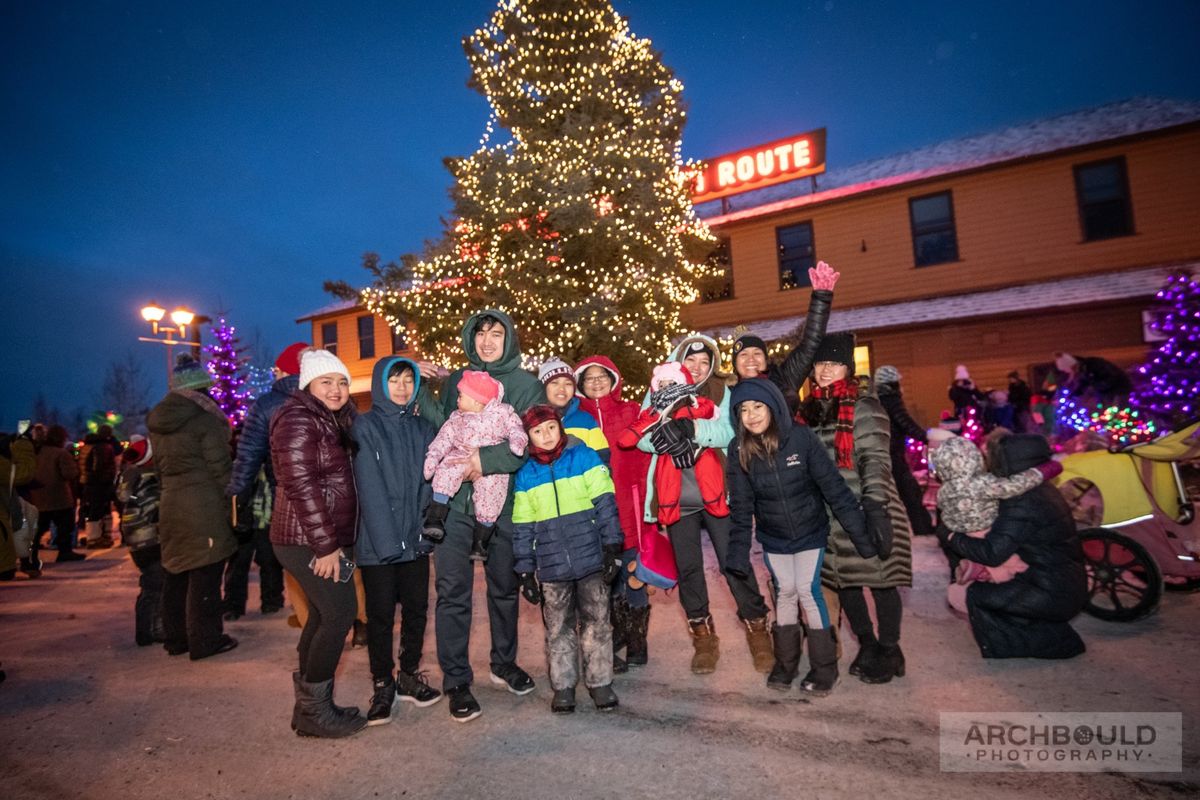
[
  {"left": 391, "top": 326, "right": 408, "bottom": 353},
  {"left": 909, "top": 190, "right": 958, "bottom": 267},
  {"left": 357, "top": 315, "right": 375, "bottom": 360},
  {"left": 701, "top": 237, "right": 733, "bottom": 303},
  {"left": 776, "top": 221, "right": 815, "bottom": 290},
  {"left": 1074, "top": 157, "right": 1133, "bottom": 241},
  {"left": 320, "top": 322, "right": 338, "bottom": 356}
]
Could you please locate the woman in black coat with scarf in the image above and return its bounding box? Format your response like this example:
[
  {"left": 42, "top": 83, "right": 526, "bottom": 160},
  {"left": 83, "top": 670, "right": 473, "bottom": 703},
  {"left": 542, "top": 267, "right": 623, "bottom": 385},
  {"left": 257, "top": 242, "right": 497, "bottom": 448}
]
[{"left": 940, "top": 434, "right": 1087, "bottom": 659}]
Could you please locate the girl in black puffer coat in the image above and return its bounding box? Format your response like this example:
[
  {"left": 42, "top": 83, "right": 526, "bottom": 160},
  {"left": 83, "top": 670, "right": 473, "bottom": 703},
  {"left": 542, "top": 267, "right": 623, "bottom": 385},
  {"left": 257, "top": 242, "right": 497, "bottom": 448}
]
[{"left": 726, "top": 379, "right": 878, "bottom": 696}]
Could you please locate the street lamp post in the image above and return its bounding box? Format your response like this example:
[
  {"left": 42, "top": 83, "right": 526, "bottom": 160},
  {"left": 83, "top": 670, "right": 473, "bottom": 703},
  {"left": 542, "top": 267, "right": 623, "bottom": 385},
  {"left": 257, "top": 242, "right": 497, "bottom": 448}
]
[{"left": 138, "top": 303, "right": 211, "bottom": 380}]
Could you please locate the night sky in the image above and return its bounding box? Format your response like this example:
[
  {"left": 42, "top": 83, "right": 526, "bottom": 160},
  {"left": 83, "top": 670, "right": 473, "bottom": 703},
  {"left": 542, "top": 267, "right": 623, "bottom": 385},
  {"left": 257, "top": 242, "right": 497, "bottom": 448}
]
[{"left": 3, "top": 0, "right": 1199, "bottom": 431}]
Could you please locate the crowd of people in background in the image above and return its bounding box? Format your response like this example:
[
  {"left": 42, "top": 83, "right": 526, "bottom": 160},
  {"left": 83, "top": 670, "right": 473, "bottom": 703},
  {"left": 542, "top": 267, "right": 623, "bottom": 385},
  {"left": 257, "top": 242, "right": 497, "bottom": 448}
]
[{"left": 3, "top": 261, "right": 1108, "bottom": 726}]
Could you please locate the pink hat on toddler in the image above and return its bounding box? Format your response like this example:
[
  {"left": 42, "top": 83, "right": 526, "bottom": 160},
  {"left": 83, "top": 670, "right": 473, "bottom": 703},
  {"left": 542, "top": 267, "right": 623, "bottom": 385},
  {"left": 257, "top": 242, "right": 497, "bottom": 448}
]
[
  {"left": 650, "top": 362, "right": 692, "bottom": 392},
  {"left": 458, "top": 370, "right": 502, "bottom": 406}
]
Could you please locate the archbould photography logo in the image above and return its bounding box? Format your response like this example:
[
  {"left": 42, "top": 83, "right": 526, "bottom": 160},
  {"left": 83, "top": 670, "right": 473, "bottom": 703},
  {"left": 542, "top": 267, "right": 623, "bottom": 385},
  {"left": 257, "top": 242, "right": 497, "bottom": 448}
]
[{"left": 940, "top": 712, "right": 1182, "bottom": 773}]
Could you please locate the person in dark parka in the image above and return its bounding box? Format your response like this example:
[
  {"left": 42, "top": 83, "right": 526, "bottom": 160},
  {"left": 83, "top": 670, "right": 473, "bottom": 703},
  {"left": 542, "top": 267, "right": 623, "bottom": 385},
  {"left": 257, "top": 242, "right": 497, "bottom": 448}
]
[
  {"left": 147, "top": 355, "right": 238, "bottom": 660},
  {"left": 874, "top": 365, "right": 933, "bottom": 537},
  {"left": 942, "top": 434, "right": 1087, "bottom": 659},
  {"left": 352, "top": 357, "right": 442, "bottom": 725}
]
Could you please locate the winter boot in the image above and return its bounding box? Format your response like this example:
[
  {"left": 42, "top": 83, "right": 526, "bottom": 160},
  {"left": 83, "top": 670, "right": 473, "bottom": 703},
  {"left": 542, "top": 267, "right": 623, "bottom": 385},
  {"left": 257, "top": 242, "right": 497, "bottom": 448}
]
[
  {"left": 848, "top": 634, "right": 880, "bottom": 678},
  {"left": 766, "top": 624, "right": 804, "bottom": 691},
  {"left": 610, "top": 596, "right": 629, "bottom": 674},
  {"left": 743, "top": 616, "right": 774, "bottom": 674},
  {"left": 366, "top": 677, "right": 397, "bottom": 726},
  {"left": 422, "top": 501, "right": 449, "bottom": 544},
  {"left": 293, "top": 677, "right": 367, "bottom": 738},
  {"left": 588, "top": 683, "right": 619, "bottom": 711},
  {"left": 292, "top": 671, "right": 361, "bottom": 730},
  {"left": 469, "top": 520, "right": 495, "bottom": 562},
  {"left": 551, "top": 687, "right": 576, "bottom": 713},
  {"left": 687, "top": 616, "right": 720, "bottom": 675},
  {"left": 626, "top": 605, "right": 650, "bottom": 667},
  {"left": 799, "top": 627, "right": 839, "bottom": 697},
  {"left": 861, "top": 643, "right": 905, "bottom": 684}
]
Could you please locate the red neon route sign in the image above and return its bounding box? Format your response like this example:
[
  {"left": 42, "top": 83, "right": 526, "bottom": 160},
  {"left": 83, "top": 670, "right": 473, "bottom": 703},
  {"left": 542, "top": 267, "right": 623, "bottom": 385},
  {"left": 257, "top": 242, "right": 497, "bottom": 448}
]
[{"left": 691, "top": 127, "right": 827, "bottom": 204}]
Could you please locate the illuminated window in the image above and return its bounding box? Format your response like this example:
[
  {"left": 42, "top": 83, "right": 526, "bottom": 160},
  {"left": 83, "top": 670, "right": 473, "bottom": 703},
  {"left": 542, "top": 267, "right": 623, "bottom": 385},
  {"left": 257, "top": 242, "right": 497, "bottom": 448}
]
[
  {"left": 909, "top": 191, "right": 959, "bottom": 267},
  {"left": 391, "top": 326, "right": 408, "bottom": 353},
  {"left": 776, "top": 221, "right": 815, "bottom": 290},
  {"left": 357, "top": 315, "right": 375, "bottom": 360},
  {"left": 701, "top": 237, "right": 733, "bottom": 303},
  {"left": 320, "top": 322, "right": 338, "bottom": 356},
  {"left": 1074, "top": 157, "right": 1133, "bottom": 241}
]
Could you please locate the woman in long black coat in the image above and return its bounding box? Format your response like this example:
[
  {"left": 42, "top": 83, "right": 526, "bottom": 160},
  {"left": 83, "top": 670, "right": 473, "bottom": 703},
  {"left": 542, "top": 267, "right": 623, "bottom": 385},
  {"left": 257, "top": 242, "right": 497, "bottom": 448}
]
[{"left": 942, "top": 434, "right": 1087, "bottom": 659}]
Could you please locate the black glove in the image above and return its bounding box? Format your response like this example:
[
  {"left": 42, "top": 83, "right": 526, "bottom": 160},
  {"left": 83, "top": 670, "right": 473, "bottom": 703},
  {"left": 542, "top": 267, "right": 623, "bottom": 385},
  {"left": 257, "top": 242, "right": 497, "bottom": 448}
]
[
  {"left": 668, "top": 438, "right": 698, "bottom": 469},
  {"left": 519, "top": 572, "right": 542, "bottom": 605},
  {"left": 600, "top": 545, "right": 622, "bottom": 584},
  {"left": 860, "top": 496, "right": 891, "bottom": 559},
  {"left": 933, "top": 519, "right": 953, "bottom": 549},
  {"left": 232, "top": 498, "right": 254, "bottom": 545},
  {"left": 669, "top": 418, "right": 695, "bottom": 440},
  {"left": 649, "top": 418, "right": 683, "bottom": 454}
]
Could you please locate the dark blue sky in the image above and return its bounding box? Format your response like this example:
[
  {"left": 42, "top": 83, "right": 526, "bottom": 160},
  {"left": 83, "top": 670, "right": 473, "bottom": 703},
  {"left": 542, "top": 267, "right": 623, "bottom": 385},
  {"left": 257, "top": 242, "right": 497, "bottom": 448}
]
[{"left": 3, "top": 0, "right": 1199, "bottom": 430}]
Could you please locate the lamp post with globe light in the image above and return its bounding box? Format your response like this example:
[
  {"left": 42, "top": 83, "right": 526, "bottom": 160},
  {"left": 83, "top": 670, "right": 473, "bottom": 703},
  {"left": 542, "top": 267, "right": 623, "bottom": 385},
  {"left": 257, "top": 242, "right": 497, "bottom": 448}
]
[{"left": 138, "top": 304, "right": 211, "bottom": 380}]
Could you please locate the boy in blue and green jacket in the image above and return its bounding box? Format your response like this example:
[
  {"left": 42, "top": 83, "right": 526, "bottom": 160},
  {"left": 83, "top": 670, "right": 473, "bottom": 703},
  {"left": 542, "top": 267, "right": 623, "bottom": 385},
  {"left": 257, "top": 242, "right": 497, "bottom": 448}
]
[{"left": 512, "top": 405, "right": 623, "bottom": 714}]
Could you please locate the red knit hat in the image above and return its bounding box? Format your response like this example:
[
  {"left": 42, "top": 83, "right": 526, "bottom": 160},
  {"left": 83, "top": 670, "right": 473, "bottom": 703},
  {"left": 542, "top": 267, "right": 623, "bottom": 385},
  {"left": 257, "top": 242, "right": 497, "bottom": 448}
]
[
  {"left": 458, "top": 370, "right": 502, "bottom": 406},
  {"left": 521, "top": 404, "right": 560, "bottom": 432},
  {"left": 275, "top": 342, "right": 310, "bottom": 376}
]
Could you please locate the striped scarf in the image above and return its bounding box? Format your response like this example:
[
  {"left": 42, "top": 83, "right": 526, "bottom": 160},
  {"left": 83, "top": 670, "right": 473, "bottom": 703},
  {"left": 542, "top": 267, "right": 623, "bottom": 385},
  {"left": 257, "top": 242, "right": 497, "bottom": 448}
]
[{"left": 809, "top": 378, "right": 859, "bottom": 469}]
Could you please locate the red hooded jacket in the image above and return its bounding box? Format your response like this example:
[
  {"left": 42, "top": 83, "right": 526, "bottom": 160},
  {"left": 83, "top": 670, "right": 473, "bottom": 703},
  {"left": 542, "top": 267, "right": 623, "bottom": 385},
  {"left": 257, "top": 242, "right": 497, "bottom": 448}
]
[{"left": 573, "top": 355, "right": 655, "bottom": 550}]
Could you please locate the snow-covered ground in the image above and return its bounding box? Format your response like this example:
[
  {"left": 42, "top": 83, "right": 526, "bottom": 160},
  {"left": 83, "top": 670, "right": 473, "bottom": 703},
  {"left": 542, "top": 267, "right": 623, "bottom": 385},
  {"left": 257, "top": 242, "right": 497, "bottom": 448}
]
[{"left": 2, "top": 535, "right": 1196, "bottom": 799}]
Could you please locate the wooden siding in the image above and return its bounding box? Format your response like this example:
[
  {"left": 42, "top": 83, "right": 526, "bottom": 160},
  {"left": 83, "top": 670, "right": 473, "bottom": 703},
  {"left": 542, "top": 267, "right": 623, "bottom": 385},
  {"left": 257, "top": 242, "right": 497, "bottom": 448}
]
[{"left": 686, "top": 127, "right": 1200, "bottom": 329}]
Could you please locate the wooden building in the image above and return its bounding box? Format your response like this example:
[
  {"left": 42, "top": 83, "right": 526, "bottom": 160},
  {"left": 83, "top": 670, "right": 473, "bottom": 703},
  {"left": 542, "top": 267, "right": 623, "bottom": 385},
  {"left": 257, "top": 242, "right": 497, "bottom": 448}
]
[
  {"left": 686, "top": 97, "right": 1200, "bottom": 424},
  {"left": 296, "top": 299, "right": 413, "bottom": 408}
]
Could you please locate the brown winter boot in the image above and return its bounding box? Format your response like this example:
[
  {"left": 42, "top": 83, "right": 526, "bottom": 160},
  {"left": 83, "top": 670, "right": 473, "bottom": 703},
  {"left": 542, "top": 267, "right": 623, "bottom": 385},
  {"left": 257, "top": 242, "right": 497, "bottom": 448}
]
[
  {"left": 688, "top": 616, "right": 720, "bottom": 675},
  {"left": 743, "top": 616, "right": 774, "bottom": 674}
]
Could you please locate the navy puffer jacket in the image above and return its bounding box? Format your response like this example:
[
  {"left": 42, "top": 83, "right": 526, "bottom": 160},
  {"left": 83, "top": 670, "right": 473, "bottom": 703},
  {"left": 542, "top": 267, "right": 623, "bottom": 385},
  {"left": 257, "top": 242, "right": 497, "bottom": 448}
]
[
  {"left": 352, "top": 357, "right": 436, "bottom": 565},
  {"left": 227, "top": 374, "right": 299, "bottom": 498},
  {"left": 725, "top": 379, "right": 872, "bottom": 573}
]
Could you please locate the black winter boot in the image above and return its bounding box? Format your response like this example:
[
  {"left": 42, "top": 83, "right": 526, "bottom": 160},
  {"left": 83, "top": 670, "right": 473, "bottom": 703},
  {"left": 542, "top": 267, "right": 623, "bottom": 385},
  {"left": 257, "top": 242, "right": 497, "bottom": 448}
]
[
  {"left": 293, "top": 677, "right": 367, "bottom": 738},
  {"left": 767, "top": 624, "right": 804, "bottom": 691},
  {"left": 588, "top": 683, "right": 619, "bottom": 711},
  {"left": 610, "top": 595, "right": 629, "bottom": 674},
  {"left": 422, "top": 502, "right": 449, "bottom": 544},
  {"left": 626, "top": 605, "right": 650, "bottom": 666},
  {"left": 799, "top": 628, "right": 839, "bottom": 697},
  {"left": 848, "top": 635, "right": 880, "bottom": 678},
  {"left": 292, "top": 671, "right": 360, "bottom": 730},
  {"left": 469, "top": 520, "right": 495, "bottom": 562},
  {"left": 861, "top": 643, "right": 905, "bottom": 684}
]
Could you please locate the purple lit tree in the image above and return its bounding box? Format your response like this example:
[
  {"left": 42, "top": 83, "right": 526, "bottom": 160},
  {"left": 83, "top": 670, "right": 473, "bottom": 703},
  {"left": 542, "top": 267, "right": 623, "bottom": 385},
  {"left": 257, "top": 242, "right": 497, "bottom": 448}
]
[
  {"left": 205, "top": 318, "right": 251, "bottom": 425},
  {"left": 1131, "top": 271, "right": 1200, "bottom": 425}
]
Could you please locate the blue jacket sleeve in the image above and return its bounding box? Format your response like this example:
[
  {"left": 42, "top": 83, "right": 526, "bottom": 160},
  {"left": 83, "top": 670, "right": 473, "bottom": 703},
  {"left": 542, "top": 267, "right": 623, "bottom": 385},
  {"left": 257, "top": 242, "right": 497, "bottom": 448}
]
[
  {"left": 511, "top": 468, "right": 537, "bottom": 574},
  {"left": 227, "top": 395, "right": 272, "bottom": 498},
  {"left": 350, "top": 418, "right": 389, "bottom": 544}
]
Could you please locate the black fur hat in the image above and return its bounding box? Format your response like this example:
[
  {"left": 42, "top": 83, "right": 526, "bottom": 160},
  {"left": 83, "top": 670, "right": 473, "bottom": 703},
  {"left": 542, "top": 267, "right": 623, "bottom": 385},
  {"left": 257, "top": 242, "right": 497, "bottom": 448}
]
[{"left": 812, "top": 331, "right": 857, "bottom": 373}]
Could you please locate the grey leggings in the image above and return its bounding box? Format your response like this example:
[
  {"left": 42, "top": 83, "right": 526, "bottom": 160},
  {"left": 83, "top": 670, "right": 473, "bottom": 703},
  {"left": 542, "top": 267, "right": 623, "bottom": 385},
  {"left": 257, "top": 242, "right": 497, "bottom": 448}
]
[{"left": 764, "top": 549, "right": 829, "bottom": 628}]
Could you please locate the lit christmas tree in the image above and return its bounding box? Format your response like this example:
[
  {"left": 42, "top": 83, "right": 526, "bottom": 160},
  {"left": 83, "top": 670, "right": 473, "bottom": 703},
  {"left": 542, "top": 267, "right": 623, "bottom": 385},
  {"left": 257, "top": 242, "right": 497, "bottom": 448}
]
[
  {"left": 1131, "top": 271, "right": 1200, "bottom": 424},
  {"left": 1054, "top": 388, "right": 1158, "bottom": 449},
  {"left": 360, "top": 0, "right": 717, "bottom": 387},
  {"left": 205, "top": 318, "right": 251, "bottom": 425}
]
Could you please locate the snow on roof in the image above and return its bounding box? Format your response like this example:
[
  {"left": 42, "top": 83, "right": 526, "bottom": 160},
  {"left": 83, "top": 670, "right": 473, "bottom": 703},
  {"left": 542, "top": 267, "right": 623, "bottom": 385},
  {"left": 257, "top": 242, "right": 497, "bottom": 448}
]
[
  {"left": 296, "top": 298, "right": 361, "bottom": 323},
  {"left": 705, "top": 263, "right": 1197, "bottom": 342},
  {"left": 696, "top": 97, "right": 1200, "bottom": 225}
]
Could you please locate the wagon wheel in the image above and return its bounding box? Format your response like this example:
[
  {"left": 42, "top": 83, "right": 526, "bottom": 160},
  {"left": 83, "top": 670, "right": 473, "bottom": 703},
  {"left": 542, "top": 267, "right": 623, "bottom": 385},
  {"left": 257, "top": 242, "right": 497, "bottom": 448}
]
[{"left": 1079, "top": 528, "right": 1163, "bottom": 621}]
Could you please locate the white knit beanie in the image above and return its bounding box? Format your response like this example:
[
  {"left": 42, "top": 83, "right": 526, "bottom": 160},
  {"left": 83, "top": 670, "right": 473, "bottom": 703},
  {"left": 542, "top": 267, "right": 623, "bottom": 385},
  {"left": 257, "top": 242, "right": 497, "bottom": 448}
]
[
  {"left": 298, "top": 348, "right": 351, "bottom": 390},
  {"left": 954, "top": 364, "right": 970, "bottom": 382}
]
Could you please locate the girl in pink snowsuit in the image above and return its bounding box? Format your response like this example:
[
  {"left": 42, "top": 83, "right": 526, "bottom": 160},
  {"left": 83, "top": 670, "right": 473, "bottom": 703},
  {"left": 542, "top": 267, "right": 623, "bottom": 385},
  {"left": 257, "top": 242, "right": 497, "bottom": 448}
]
[{"left": 423, "top": 370, "right": 528, "bottom": 561}]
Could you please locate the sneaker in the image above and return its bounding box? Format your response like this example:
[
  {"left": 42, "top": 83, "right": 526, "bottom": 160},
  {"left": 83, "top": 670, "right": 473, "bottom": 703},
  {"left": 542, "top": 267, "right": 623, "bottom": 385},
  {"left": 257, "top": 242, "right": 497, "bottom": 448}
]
[
  {"left": 367, "top": 677, "right": 397, "bottom": 726},
  {"left": 395, "top": 670, "right": 442, "bottom": 708},
  {"left": 447, "top": 685, "right": 482, "bottom": 723},
  {"left": 489, "top": 663, "right": 535, "bottom": 696}
]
